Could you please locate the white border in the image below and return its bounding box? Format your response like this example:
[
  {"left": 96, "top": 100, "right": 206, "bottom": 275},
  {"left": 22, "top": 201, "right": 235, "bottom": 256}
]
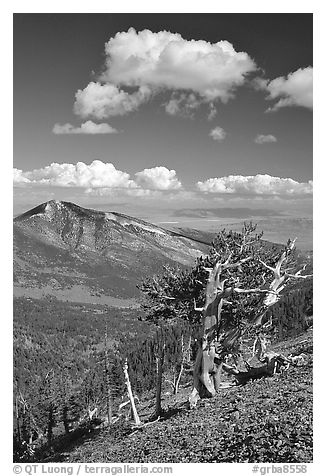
[{"left": 2, "top": 2, "right": 324, "bottom": 473}]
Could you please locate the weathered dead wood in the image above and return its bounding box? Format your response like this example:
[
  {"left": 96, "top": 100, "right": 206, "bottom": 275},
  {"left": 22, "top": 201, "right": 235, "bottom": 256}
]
[
  {"left": 123, "top": 359, "right": 142, "bottom": 426},
  {"left": 223, "top": 334, "right": 290, "bottom": 385},
  {"left": 166, "top": 334, "right": 192, "bottom": 395},
  {"left": 17, "top": 391, "right": 44, "bottom": 442},
  {"left": 87, "top": 407, "right": 98, "bottom": 420},
  {"left": 128, "top": 417, "right": 161, "bottom": 437},
  {"left": 190, "top": 254, "right": 251, "bottom": 407},
  {"left": 189, "top": 236, "right": 310, "bottom": 407},
  {"left": 222, "top": 352, "right": 290, "bottom": 385},
  {"left": 258, "top": 238, "right": 297, "bottom": 308}
]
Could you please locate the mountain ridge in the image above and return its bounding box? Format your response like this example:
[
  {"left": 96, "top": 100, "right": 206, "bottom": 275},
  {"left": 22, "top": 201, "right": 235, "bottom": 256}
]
[
  {"left": 13, "top": 200, "right": 210, "bottom": 305},
  {"left": 14, "top": 200, "right": 214, "bottom": 247}
]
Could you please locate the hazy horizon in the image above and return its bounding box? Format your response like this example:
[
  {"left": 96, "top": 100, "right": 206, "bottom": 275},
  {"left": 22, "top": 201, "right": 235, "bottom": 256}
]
[{"left": 13, "top": 198, "right": 313, "bottom": 251}]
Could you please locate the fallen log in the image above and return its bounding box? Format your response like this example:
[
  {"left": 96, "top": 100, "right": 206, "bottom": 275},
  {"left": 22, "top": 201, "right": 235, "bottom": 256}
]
[
  {"left": 128, "top": 417, "right": 161, "bottom": 437},
  {"left": 222, "top": 352, "right": 290, "bottom": 385}
]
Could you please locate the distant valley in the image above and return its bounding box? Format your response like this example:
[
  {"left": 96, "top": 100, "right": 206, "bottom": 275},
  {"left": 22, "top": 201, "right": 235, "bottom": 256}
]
[{"left": 159, "top": 214, "right": 313, "bottom": 252}]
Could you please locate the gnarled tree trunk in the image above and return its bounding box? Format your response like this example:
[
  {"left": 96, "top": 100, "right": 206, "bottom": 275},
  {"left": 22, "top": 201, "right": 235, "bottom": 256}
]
[
  {"left": 189, "top": 256, "right": 242, "bottom": 408},
  {"left": 188, "top": 237, "right": 309, "bottom": 408}
]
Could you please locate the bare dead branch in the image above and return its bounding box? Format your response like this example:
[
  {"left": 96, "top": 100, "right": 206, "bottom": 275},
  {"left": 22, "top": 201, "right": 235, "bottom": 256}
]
[
  {"left": 285, "top": 263, "right": 311, "bottom": 279},
  {"left": 275, "top": 238, "right": 297, "bottom": 273},
  {"left": 233, "top": 287, "right": 278, "bottom": 295},
  {"left": 223, "top": 256, "right": 251, "bottom": 270},
  {"left": 285, "top": 273, "right": 312, "bottom": 280},
  {"left": 222, "top": 252, "right": 233, "bottom": 267},
  {"left": 129, "top": 417, "right": 161, "bottom": 436},
  {"left": 259, "top": 259, "right": 275, "bottom": 273}
]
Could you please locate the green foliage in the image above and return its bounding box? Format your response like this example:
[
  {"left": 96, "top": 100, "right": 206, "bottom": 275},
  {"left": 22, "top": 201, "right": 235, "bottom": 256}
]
[
  {"left": 269, "top": 280, "right": 313, "bottom": 339},
  {"left": 114, "top": 321, "right": 192, "bottom": 395},
  {"left": 13, "top": 296, "right": 151, "bottom": 459}
]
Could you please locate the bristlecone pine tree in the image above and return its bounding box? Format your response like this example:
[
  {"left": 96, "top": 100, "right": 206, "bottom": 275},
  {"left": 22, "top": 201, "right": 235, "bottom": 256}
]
[{"left": 140, "top": 222, "right": 312, "bottom": 408}]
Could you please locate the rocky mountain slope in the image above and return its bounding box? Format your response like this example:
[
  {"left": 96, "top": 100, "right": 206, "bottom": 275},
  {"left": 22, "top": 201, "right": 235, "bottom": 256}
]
[
  {"left": 39, "top": 329, "right": 313, "bottom": 464},
  {"left": 14, "top": 200, "right": 209, "bottom": 305}
]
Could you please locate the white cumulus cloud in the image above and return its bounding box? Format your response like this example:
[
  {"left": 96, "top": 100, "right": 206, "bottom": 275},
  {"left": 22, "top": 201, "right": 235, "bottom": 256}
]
[
  {"left": 52, "top": 121, "right": 118, "bottom": 134},
  {"left": 13, "top": 168, "right": 31, "bottom": 184},
  {"left": 74, "top": 82, "right": 152, "bottom": 119},
  {"left": 135, "top": 166, "right": 182, "bottom": 191},
  {"left": 102, "top": 28, "right": 256, "bottom": 102},
  {"left": 13, "top": 161, "right": 136, "bottom": 189},
  {"left": 209, "top": 126, "right": 226, "bottom": 141},
  {"left": 197, "top": 174, "right": 313, "bottom": 196},
  {"left": 73, "top": 28, "right": 256, "bottom": 120},
  {"left": 13, "top": 162, "right": 183, "bottom": 194},
  {"left": 254, "top": 134, "right": 277, "bottom": 144},
  {"left": 257, "top": 67, "right": 313, "bottom": 112}
]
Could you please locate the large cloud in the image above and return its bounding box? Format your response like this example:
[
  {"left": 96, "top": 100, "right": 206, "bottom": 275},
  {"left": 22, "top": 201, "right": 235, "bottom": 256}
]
[
  {"left": 135, "top": 166, "right": 182, "bottom": 190},
  {"left": 257, "top": 67, "right": 313, "bottom": 112},
  {"left": 13, "top": 161, "right": 135, "bottom": 189},
  {"left": 52, "top": 121, "right": 118, "bottom": 134},
  {"left": 13, "top": 161, "right": 183, "bottom": 193},
  {"left": 73, "top": 28, "right": 256, "bottom": 120},
  {"left": 102, "top": 28, "right": 256, "bottom": 101},
  {"left": 197, "top": 174, "right": 313, "bottom": 196}
]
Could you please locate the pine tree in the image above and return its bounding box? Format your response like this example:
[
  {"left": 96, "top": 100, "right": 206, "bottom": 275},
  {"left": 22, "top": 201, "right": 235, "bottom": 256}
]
[{"left": 139, "top": 223, "right": 312, "bottom": 407}]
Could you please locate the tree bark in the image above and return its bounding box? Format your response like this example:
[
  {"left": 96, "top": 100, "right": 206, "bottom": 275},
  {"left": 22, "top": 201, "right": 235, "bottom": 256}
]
[{"left": 190, "top": 258, "right": 236, "bottom": 405}]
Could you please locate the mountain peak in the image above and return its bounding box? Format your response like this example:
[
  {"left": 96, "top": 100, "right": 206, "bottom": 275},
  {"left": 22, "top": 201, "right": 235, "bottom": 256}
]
[
  {"left": 14, "top": 201, "right": 209, "bottom": 302},
  {"left": 14, "top": 200, "right": 171, "bottom": 235},
  {"left": 44, "top": 199, "right": 64, "bottom": 215},
  {"left": 14, "top": 201, "right": 213, "bottom": 249},
  {"left": 14, "top": 200, "right": 107, "bottom": 223}
]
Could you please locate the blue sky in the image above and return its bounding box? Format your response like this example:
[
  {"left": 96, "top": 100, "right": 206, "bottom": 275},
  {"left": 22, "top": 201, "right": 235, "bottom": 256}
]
[{"left": 13, "top": 13, "right": 312, "bottom": 218}]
